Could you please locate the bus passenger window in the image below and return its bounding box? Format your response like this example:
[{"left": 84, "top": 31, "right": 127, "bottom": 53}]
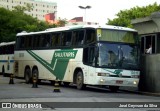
[
  {"left": 44, "top": 34, "right": 51, "bottom": 47},
  {"left": 85, "top": 29, "right": 96, "bottom": 44},
  {"left": 78, "top": 30, "right": 84, "bottom": 45},
  {"left": 51, "top": 33, "right": 61, "bottom": 47},
  {"left": 19, "top": 36, "right": 25, "bottom": 48},
  {"left": 33, "top": 35, "right": 40, "bottom": 48},
  {"left": 72, "top": 30, "right": 84, "bottom": 46},
  {"left": 83, "top": 47, "right": 95, "bottom": 66},
  {"left": 39, "top": 35, "right": 45, "bottom": 47},
  {"left": 62, "top": 32, "right": 72, "bottom": 46},
  {"left": 25, "top": 36, "right": 32, "bottom": 48}
]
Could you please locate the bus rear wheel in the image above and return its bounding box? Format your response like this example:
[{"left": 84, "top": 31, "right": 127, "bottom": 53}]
[
  {"left": 32, "top": 69, "right": 39, "bottom": 83},
  {"left": 76, "top": 71, "right": 86, "bottom": 90},
  {"left": 25, "top": 68, "right": 31, "bottom": 84},
  {"left": 109, "top": 86, "right": 119, "bottom": 92}
]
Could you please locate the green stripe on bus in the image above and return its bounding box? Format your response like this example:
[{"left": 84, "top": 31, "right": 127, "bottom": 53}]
[
  {"left": 27, "top": 49, "right": 78, "bottom": 80},
  {"left": 103, "top": 69, "right": 123, "bottom": 75}
]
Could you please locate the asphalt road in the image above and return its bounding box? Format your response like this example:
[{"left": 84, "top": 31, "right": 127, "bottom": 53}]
[{"left": 0, "top": 75, "right": 160, "bottom": 111}]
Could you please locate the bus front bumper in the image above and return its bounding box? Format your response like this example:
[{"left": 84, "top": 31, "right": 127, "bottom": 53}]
[{"left": 89, "top": 77, "right": 139, "bottom": 87}]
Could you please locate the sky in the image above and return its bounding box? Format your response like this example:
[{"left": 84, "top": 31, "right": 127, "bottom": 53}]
[{"left": 44, "top": 0, "right": 160, "bottom": 24}]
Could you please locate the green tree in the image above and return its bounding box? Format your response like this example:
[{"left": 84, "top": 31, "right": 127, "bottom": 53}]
[
  {"left": 0, "top": 4, "right": 68, "bottom": 42},
  {"left": 107, "top": 2, "right": 160, "bottom": 27},
  {"left": 0, "top": 7, "right": 55, "bottom": 42},
  {"left": 57, "top": 17, "right": 68, "bottom": 27}
]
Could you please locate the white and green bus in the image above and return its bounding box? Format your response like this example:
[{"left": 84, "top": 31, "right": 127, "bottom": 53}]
[
  {"left": 14, "top": 25, "right": 140, "bottom": 91},
  {"left": 0, "top": 41, "right": 15, "bottom": 76}
]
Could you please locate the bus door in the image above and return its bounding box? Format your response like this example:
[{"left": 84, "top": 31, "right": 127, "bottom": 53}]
[{"left": 83, "top": 46, "right": 96, "bottom": 83}]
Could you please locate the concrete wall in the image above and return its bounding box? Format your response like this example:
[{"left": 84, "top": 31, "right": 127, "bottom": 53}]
[
  {"left": 132, "top": 12, "right": 160, "bottom": 93},
  {"left": 139, "top": 54, "right": 160, "bottom": 92}
]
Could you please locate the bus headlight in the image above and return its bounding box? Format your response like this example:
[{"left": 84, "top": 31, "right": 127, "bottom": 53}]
[
  {"left": 97, "top": 73, "right": 109, "bottom": 76},
  {"left": 100, "top": 79, "right": 105, "bottom": 83},
  {"left": 133, "top": 81, "right": 137, "bottom": 85}
]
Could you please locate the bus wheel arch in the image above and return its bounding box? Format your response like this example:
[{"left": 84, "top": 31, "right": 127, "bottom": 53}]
[
  {"left": 73, "top": 68, "right": 86, "bottom": 90},
  {"left": 24, "top": 66, "right": 31, "bottom": 84}
]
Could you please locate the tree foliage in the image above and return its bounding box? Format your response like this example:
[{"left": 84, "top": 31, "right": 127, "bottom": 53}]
[
  {"left": 107, "top": 2, "right": 160, "bottom": 27},
  {"left": 56, "top": 17, "right": 68, "bottom": 27},
  {"left": 0, "top": 5, "right": 67, "bottom": 42}
]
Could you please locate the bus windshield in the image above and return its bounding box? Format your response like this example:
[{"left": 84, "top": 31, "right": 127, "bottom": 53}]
[{"left": 98, "top": 42, "right": 139, "bottom": 70}]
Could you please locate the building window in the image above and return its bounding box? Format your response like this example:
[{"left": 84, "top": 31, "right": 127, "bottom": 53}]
[{"left": 141, "top": 34, "right": 156, "bottom": 54}]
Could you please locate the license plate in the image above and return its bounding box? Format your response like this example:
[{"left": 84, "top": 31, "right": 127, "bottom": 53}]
[{"left": 116, "top": 80, "right": 123, "bottom": 84}]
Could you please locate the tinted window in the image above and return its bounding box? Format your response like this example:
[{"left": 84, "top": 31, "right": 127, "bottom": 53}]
[
  {"left": 51, "top": 32, "right": 61, "bottom": 47},
  {"left": 83, "top": 46, "right": 95, "bottom": 66},
  {"left": 62, "top": 31, "right": 72, "bottom": 46},
  {"left": 85, "top": 29, "right": 96, "bottom": 44},
  {"left": 72, "top": 30, "right": 84, "bottom": 46}
]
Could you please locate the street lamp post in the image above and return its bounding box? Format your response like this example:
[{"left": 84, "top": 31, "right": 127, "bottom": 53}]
[{"left": 78, "top": 5, "right": 91, "bottom": 23}]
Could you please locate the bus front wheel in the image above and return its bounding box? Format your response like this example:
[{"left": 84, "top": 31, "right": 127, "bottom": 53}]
[
  {"left": 2, "top": 66, "right": 5, "bottom": 77},
  {"left": 76, "top": 71, "right": 86, "bottom": 90}
]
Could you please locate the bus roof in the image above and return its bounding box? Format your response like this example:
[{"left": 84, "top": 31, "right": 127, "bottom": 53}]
[
  {"left": 16, "top": 25, "right": 137, "bottom": 36},
  {"left": 0, "top": 41, "right": 15, "bottom": 47}
]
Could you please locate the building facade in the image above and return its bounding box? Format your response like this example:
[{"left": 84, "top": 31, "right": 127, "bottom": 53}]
[{"left": 0, "top": 0, "right": 57, "bottom": 21}]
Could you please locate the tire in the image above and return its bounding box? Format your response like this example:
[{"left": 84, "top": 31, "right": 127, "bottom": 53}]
[
  {"left": 109, "top": 86, "right": 119, "bottom": 92},
  {"left": 25, "top": 68, "right": 31, "bottom": 84},
  {"left": 32, "top": 69, "right": 38, "bottom": 83},
  {"left": 2, "top": 66, "right": 5, "bottom": 77},
  {"left": 76, "top": 71, "right": 86, "bottom": 90}
]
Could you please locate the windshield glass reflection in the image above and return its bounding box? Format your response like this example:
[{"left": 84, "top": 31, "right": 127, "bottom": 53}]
[{"left": 98, "top": 42, "right": 139, "bottom": 69}]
